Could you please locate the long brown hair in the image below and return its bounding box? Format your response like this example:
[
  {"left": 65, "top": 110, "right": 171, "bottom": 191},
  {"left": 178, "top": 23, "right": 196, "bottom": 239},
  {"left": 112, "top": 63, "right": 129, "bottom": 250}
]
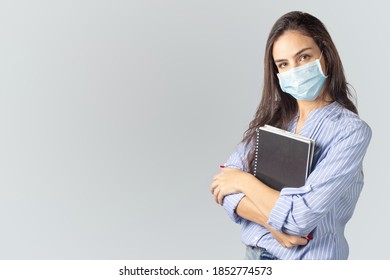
[{"left": 243, "top": 11, "right": 358, "bottom": 172}]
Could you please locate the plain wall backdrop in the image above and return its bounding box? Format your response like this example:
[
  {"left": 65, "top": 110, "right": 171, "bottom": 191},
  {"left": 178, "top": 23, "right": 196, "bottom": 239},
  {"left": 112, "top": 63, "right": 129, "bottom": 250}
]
[{"left": 0, "top": 0, "right": 388, "bottom": 259}]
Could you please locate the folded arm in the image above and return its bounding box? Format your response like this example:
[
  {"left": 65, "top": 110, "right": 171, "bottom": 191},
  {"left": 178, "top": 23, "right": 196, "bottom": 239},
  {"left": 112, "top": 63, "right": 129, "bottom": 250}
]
[
  {"left": 268, "top": 122, "right": 372, "bottom": 236},
  {"left": 213, "top": 142, "right": 308, "bottom": 246},
  {"left": 213, "top": 167, "right": 309, "bottom": 246},
  {"left": 235, "top": 196, "right": 308, "bottom": 247}
]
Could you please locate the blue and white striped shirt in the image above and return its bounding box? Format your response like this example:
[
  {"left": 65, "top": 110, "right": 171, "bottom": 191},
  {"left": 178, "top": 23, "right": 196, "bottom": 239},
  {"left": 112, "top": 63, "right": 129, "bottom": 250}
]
[{"left": 223, "top": 101, "right": 372, "bottom": 259}]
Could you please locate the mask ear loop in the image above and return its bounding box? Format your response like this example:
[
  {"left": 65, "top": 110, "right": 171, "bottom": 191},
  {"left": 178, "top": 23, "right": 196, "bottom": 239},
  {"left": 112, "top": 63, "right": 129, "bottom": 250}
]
[{"left": 318, "top": 51, "right": 328, "bottom": 77}]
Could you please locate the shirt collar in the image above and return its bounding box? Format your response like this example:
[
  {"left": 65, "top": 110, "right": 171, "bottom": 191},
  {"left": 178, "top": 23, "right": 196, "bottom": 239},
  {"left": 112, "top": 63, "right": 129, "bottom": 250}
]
[{"left": 288, "top": 101, "right": 340, "bottom": 137}]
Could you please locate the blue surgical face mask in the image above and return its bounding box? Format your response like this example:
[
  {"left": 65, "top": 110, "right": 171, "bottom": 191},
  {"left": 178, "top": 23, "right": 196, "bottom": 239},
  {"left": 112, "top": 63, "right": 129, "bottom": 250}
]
[{"left": 277, "top": 53, "right": 327, "bottom": 101}]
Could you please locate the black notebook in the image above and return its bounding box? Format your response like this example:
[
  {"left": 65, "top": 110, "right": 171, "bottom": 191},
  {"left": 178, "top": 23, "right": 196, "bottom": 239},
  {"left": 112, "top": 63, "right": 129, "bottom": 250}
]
[{"left": 253, "top": 125, "right": 315, "bottom": 191}]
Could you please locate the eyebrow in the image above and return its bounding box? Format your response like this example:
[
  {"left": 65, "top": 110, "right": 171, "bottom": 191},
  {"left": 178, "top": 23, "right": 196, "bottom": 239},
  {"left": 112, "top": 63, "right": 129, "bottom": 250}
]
[{"left": 274, "top": 47, "right": 313, "bottom": 63}]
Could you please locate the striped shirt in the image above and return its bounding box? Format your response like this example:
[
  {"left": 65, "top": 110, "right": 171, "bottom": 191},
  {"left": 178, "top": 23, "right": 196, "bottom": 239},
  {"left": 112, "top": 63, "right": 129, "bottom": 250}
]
[{"left": 223, "top": 101, "right": 372, "bottom": 259}]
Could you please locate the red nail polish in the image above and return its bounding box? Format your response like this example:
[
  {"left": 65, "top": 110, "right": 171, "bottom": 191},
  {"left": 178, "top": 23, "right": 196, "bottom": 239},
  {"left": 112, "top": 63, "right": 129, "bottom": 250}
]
[
  {"left": 306, "top": 233, "right": 313, "bottom": 240},
  {"left": 219, "top": 165, "right": 225, "bottom": 168}
]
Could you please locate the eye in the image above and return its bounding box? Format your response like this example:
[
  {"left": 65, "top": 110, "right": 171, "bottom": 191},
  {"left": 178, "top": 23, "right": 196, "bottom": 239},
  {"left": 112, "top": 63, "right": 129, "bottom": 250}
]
[
  {"left": 299, "top": 54, "right": 310, "bottom": 62},
  {"left": 278, "top": 62, "right": 287, "bottom": 69}
]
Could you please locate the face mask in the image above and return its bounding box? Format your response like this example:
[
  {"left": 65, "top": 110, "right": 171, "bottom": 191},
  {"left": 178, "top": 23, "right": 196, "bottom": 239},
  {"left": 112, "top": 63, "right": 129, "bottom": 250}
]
[{"left": 277, "top": 54, "right": 327, "bottom": 101}]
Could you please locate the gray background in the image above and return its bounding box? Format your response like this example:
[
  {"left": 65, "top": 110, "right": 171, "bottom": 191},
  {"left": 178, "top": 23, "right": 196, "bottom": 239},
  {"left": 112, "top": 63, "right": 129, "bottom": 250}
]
[{"left": 0, "top": 0, "right": 388, "bottom": 259}]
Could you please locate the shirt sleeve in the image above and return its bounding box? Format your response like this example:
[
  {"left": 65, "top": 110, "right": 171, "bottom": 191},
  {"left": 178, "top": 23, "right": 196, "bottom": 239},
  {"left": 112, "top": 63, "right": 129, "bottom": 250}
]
[
  {"left": 267, "top": 121, "right": 372, "bottom": 236},
  {"left": 222, "top": 141, "right": 251, "bottom": 224}
]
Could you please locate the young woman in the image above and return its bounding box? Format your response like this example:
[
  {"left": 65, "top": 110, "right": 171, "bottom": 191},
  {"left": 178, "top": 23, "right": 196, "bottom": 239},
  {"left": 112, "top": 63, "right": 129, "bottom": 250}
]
[{"left": 210, "top": 11, "right": 372, "bottom": 260}]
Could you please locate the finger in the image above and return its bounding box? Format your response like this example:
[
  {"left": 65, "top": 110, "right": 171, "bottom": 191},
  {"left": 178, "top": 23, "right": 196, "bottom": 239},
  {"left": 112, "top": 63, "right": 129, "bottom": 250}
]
[
  {"left": 221, "top": 167, "right": 235, "bottom": 172},
  {"left": 220, "top": 167, "right": 228, "bottom": 173},
  {"left": 213, "top": 188, "right": 220, "bottom": 204},
  {"left": 217, "top": 190, "right": 225, "bottom": 205},
  {"left": 305, "top": 233, "right": 313, "bottom": 241},
  {"left": 210, "top": 180, "right": 219, "bottom": 194},
  {"left": 299, "top": 238, "right": 309, "bottom": 246}
]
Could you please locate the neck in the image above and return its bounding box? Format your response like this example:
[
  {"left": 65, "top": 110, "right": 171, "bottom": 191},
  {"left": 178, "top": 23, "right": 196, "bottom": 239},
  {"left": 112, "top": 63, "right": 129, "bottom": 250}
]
[{"left": 297, "top": 98, "right": 332, "bottom": 120}]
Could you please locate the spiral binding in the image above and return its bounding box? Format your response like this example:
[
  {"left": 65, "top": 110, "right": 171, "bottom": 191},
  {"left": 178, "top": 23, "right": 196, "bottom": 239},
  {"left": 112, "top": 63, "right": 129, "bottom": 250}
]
[{"left": 254, "top": 127, "right": 259, "bottom": 177}]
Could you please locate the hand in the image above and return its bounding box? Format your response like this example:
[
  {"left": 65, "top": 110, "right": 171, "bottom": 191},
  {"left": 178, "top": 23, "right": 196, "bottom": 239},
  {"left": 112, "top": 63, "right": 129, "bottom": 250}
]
[
  {"left": 210, "top": 167, "right": 254, "bottom": 205},
  {"left": 267, "top": 226, "right": 309, "bottom": 248}
]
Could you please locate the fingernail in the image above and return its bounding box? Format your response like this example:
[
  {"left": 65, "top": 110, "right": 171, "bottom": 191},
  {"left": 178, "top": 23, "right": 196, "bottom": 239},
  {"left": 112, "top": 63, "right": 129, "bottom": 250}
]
[
  {"left": 306, "top": 233, "right": 313, "bottom": 240},
  {"left": 220, "top": 165, "right": 225, "bottom": 168}
]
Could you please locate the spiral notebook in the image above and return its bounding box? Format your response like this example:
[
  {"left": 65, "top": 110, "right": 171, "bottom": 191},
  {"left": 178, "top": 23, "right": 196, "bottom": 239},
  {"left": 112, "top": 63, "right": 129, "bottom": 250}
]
[{"left": 253, "top": 125, "right": 315, "bottom": 191}]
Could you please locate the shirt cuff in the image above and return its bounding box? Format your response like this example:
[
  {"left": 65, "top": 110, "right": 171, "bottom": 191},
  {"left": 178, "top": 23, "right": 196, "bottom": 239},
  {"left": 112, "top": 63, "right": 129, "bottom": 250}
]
[
  {"left": 267, "top": 185, "right": 312, "bottom": 233},
  {"left": 223, "top": 193, "right": 245, "bottom": 224}
]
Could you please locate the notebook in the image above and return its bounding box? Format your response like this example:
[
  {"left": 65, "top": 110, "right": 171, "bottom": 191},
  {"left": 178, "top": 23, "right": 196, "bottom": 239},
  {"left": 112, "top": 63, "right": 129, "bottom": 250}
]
[{"left": 253, "top": 125, "right": 315, "bottom": 191}]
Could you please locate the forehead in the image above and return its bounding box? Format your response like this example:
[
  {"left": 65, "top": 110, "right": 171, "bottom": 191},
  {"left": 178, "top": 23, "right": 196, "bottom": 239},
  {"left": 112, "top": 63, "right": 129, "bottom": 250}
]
[{"left": 272, "top": 30, "right": 319, "bottom": 58}]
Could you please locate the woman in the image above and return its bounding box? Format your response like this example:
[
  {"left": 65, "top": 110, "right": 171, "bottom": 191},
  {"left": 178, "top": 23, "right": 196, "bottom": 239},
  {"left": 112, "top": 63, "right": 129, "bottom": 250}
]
[{"left": 210, "top": 11, "right": 372, "bottom": 260}]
